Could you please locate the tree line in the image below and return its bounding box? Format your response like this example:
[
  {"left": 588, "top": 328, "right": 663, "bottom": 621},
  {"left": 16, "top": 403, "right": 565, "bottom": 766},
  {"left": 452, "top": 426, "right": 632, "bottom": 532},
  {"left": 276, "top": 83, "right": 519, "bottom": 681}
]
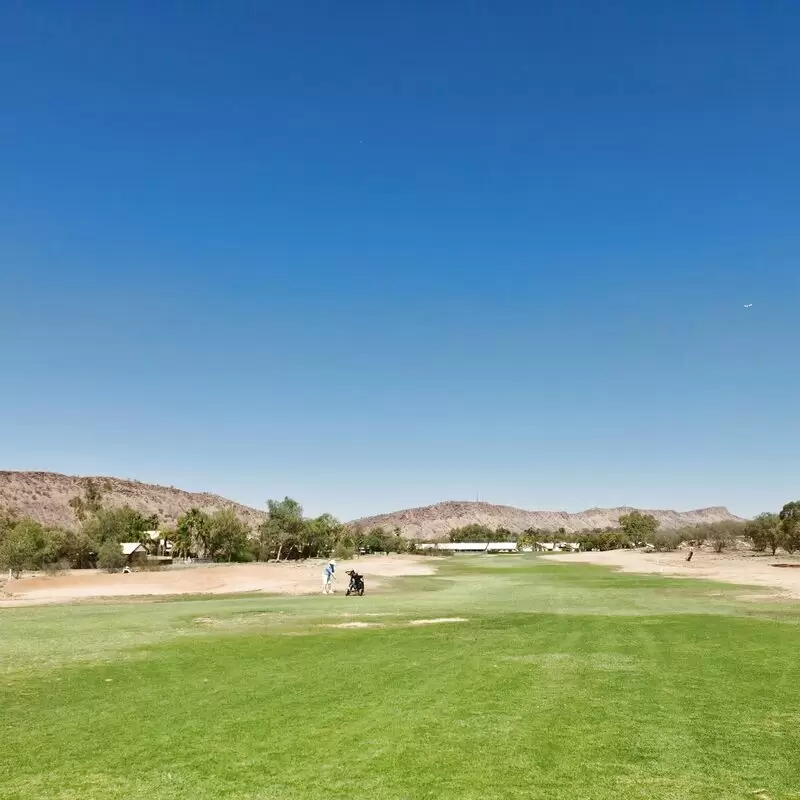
[
  {"left": 446, "top": 503, "right": 800, "bottom": 555},
  {"left": 743, "top": 503, "right": 800, "bottom": 555},
  {"left": 4, "top": 482, "right": 799, "bottom": 576},
  {"left": 0, "top": 480, "right": 412, "bottom": 576}
]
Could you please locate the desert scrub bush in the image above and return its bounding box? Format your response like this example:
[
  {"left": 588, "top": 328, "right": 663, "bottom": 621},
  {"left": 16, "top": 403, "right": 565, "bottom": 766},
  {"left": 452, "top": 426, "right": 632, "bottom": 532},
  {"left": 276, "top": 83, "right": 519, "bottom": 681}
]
[
  {"left": 333, "top": 541, "right": 355, "bottom": 560},
  {"left": 651, "top": 531, "right": 684, "bottom": 552}
]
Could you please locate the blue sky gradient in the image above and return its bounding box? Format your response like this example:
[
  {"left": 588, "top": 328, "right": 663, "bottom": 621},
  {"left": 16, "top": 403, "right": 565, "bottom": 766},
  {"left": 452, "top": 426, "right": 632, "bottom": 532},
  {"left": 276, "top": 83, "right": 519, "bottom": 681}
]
[{"left": 2, "top": 1, "right": 799, "bottom": 519}]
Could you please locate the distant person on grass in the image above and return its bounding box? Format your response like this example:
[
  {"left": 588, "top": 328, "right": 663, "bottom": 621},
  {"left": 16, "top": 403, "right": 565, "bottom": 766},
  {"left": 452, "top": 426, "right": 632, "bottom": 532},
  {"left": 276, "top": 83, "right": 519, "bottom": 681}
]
[{"left": 322, "top": 560, "right": 336, "bottom": 594}]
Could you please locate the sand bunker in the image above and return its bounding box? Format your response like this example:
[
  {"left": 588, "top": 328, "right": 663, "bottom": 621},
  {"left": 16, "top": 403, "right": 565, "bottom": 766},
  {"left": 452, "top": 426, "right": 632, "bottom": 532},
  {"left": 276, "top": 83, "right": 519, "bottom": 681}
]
[
  {"left": 320, "top": 617, "right": 468, "bottom": 631},
  {"left": 325, "top": 621, "right": 384, "bottom": 629},
  {"left": 547, "top": 549, "right": 800, "bottom": 600},
  {"left": 0, "top": 556, "right": 436, "bottom": 606}
]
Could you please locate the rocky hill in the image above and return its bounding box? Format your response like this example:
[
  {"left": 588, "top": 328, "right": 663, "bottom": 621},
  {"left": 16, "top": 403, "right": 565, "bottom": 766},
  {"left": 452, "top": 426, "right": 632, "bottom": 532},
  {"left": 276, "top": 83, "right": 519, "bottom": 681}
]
[
  {"left": 352, "top": 501, "right": 743, "bottom": 540},
  {"left": 1, "top": 471, "right": 743, "bottom": 540},
  {"left": 0, "top": 471, "right": 267, "bottom": 530}
]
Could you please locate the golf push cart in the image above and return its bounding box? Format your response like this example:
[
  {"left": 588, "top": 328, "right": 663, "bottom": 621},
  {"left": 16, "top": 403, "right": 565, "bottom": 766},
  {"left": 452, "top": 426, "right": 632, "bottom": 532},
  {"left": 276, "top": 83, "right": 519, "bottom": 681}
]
[{"left": 345, "top": 569, "right": 365, "bottom": 596}]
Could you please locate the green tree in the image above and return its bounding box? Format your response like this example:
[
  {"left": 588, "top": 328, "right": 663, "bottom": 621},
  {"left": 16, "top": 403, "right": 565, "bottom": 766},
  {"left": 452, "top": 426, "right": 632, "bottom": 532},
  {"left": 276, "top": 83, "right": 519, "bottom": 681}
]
[
  {"left": 618, "top": 511, "right": 659, "bottom": 545},
  {"left": 305, "top": 514, "right": 344, "bottom": 558},
  {"left": 651, "top": 531, "right": 683, "bottom": 552},
  {"left": 0, "top": 508, "right": 17, "bottom": 565},
  {"left": 779, "top": 501, "right": 800, "bottom": 554},
  {"left": 519, "top": 528, "right": 548, "bottom": 548},
  {"left": 254, "top": 524, "right": 275, "bottom": 562},
  {"left": 259, "top": 498, "right": 306, "bottom": 561},
  {"left": 58, "top": 528, "right": 97, "bottom": 568},
  {"left": 175, "top": 509, "right": 212, "bottom": 558},
  {"left": 0, "top": 519, "right": 60, "bottom": 577},
  {"left": 208, "top": 509, "right": 250, "bottom": 562},
  {"left": 333, "top": 540, "right": 355, "bottom": 560},
  {"left": 391, "top": 526, "right": 408, "bottom": 553},
  {"left": 580, "top": 528, "right": 631, "bottom": 551},
  {"left": 361, "top": 526, "right": 409, "bottom": 553},
  {"left": 745, "top": 513, "right": 782, "bottom": 555},
  {"left": 448, "top": 524, "right": 495, "bottom": 543},
  {"left": 348, "top": 524, "right": 366, "bottom": 555},
  {"left": 172, "top": 520, "right": 194, "bottom": 559},
  {"left": 0, "top": 530, "right": 32, "bottom": 578},
  {"left": 707, "top": 521, "right": 738, "bottom": 553},
  {"left": 151, "top": 526, "right": 174, "bottom": 557},
  {"left": 83, "top": 507, "right": 154, "bottom": 546},
  {"left": 744, "top": 519, "right": 767, "bottom": 552},
  {"left": 687, "top": 524, "right": 710, "bottom": 545},
  {"left": 97, "top": 540, "right": 125, "bottom": 572},
  {"left": 364, "top": 526, "right": 389, "bottom": 553}
]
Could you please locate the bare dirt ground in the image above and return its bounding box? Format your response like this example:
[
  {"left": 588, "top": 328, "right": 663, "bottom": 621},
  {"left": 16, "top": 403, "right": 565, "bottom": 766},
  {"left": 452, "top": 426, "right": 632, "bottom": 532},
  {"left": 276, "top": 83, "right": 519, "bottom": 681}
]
[
  {"left": 547, "top": 548, "right": 800, "bottom": 599},
  {"left": 0, "top": 555, "right": 436, "bottom": 606}
]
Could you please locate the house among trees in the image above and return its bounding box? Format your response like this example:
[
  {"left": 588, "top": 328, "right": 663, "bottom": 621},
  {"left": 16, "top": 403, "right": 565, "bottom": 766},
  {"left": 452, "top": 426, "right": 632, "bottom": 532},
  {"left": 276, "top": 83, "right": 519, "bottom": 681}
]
[
  {"left": 143, "top": 530, "right": 173, "bottom": 556},
  {"left": 120, "top": 542, "right": 148, "bottom": 564}
]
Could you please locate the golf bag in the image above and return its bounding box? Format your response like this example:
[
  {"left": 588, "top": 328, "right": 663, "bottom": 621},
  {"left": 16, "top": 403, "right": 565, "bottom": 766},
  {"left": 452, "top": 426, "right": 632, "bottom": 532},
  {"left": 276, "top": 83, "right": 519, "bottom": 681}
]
[{"left": 345, "top": 570, "right": 365, "bottom": 596}]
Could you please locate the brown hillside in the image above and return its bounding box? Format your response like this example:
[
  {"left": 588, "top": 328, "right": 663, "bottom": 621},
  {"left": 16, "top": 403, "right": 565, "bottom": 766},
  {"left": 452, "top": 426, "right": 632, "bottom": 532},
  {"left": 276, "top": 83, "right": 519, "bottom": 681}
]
[
  {"left": 1, "top": 472, "right": 743, "bottom": 540},
  {"left": 352, "top": 501, "right": 744, "bottom": 540},
  {"left": 0, "top": 471, "right": 267, "bottom": 530}
]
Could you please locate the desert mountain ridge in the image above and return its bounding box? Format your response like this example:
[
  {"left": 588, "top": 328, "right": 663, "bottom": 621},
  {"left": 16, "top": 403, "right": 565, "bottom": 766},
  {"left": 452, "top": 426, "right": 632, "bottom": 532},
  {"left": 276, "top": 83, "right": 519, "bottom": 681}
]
[
  {"left": 1, "top": 470, "right": 742, "bottom": 539},
  {"left": 352, "top": 500, "right": 744, "bottom": 539},
  {"left": 0, "top": 471, "right": 268, "bottom": 530}
]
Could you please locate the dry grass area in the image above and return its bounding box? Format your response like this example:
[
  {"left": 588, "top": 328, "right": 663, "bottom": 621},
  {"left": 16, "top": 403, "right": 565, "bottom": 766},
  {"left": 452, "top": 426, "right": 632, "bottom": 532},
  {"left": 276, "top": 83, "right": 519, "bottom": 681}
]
[
  {"left": 547, "top": 548, "right": 800, "bottom": 599},
  {"left": 0, "top": 555, "right": 435, "bottom": 606}
]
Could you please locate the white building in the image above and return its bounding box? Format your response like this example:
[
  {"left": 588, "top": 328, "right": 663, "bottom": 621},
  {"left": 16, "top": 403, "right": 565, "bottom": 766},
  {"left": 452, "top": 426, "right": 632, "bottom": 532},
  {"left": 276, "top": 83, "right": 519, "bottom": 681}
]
[
  {"left": 485, "top": 542, "right": 519, "bottom": 553},
  {"left": 418, "top": 542, "right": 519, "bottom": 553},
  {"left": 534, "top": 541, "right": 580, "bottom": 552}
]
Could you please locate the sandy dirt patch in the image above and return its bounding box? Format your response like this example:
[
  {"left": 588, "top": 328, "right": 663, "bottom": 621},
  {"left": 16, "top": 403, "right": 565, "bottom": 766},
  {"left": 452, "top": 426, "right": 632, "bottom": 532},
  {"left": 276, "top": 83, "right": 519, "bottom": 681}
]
[
  {"left": 324, "top": 621, "right": 384, "bottom": 629},
  {"left": 0, "top": 556, "right": 436, "bottom": 606},
  {"left": 546, "top": 549, "right": 800, "bottom": 599},
  {"left": 407, "top": 617, "right": 468, "bottom": 626}
]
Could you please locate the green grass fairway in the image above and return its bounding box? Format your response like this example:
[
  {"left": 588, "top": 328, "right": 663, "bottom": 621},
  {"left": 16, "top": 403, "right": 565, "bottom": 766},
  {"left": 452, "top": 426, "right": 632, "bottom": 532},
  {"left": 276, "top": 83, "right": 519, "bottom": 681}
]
[{"left": 3, "top": 557, "right": 800, "bottom": 799}]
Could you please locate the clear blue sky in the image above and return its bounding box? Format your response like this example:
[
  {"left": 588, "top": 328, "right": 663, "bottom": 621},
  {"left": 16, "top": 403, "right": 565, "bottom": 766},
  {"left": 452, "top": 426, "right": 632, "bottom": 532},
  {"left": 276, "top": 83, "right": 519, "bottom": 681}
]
[{"left": 2, "top": 1, "right": 798, "bottom": 520}]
